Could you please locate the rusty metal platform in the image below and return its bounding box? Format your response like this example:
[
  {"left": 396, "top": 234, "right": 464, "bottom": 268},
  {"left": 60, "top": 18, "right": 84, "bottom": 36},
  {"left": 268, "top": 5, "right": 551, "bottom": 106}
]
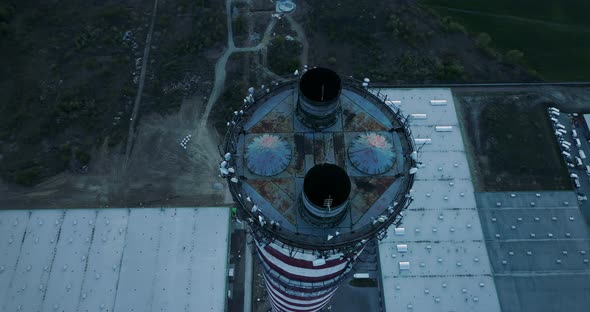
[{"left": 225, "top": 79, "right": 415, "bottom": 249}]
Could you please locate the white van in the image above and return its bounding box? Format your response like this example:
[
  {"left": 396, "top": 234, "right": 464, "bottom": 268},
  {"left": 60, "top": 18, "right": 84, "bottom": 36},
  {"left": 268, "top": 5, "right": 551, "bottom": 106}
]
[
  {"left": 575, "top": 138, "right": 581, "bottom": 148},
  {"left": 576, "top": 157, "right": 583, "bottom": 167},
  {"left": 580, "top": 150, "right": 586, "bottom": 160},
  {"left": 572, "top": 129, "right": 578, "bottom": 138}
]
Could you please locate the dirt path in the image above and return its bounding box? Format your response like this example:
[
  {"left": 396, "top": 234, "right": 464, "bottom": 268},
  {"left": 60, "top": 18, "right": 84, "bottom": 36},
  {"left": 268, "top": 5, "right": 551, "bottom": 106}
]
[
  {"left": 226, "top": 0, "right": 236, "bottom": 49},
  {"left": 198, "top": 2, "right": 313, "bottom": 129},
  {"left": 285, "top": 14, "right": 309, "bottom": 66},
  {"left": 125, "top": 0, "right": 159, "bottom": 164},
  {"left": 0, "top": 1, "right": 311, "bottom": 209},
  {"left": 197, "top": 2, "right": 278, "bottom": 130}
]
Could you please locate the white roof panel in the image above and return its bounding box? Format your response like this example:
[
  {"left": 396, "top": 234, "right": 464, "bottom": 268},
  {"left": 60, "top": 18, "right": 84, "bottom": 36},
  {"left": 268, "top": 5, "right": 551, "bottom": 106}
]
[
  {"left": 0, "top": 207, "right": 230, "bottom": 312},
  {"left": 378, "top": 88, "right": 501, "bottom": 312},
  {"left": 584, "top": 114, "right": 590, "bottom": 133}
]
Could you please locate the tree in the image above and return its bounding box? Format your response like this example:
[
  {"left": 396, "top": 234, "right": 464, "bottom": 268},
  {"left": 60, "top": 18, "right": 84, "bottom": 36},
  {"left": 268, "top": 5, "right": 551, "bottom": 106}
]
[
  {"left": 441, "top": 16, "right": 466, "bottom": 34},
  {"left": 475, "top": 32, "right": 492, "bottom": 48},
  {"left": 233, "top": 16, "right": 247, "bottom": 36},
  {"left": 475, "top": 32, "right": 498, "bottom": 58},
  {"left": 505, "top": 49, "right": 524, "bottom": 64}
]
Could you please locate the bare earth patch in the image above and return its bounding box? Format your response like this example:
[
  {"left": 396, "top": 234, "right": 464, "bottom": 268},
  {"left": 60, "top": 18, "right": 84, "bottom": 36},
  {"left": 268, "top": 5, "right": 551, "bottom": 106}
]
[{"left": 456, "top": 92, "right": 570, "bottom": 191}]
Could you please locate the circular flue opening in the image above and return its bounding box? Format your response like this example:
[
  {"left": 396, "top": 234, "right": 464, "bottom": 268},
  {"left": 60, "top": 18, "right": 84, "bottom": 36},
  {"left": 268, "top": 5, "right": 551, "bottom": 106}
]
[
  {"left": 299, "top": 68, "right": 342, "bottom": 104},
  {"left": 303, "top": 164, "right": 351, "bottom": 209}
]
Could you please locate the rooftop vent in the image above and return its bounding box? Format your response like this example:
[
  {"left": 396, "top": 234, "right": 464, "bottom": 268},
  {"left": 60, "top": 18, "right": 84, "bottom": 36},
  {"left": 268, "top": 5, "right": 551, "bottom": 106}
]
[
  {"left": 296, "top": 68, "right": 342, "bottom": 129},
  {"left": 300, "top": 163, "right": 351, "bottom": 226}
]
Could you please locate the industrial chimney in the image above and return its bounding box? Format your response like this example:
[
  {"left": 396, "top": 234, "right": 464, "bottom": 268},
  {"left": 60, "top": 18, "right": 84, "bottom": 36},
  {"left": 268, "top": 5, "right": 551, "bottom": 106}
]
[
  {"left": 223, "top": 68, "right": 416, "bottom": 312},
  {"left": 296, "top": 67, "right": 342, "bottom": 129},
  {"left": 300, "top": 163, "right": 351, "bottom": 226}
]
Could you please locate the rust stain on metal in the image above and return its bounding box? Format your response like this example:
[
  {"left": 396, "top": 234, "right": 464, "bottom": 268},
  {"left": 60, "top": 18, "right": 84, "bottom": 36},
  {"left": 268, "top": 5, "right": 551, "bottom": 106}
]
[
  {"left": 283, "top": 208, "right": 297, "bottom": 226},
  {"left": 349, "top": 176, "right": 396, "bottom": 214},
  {"left": 343, "top": 111, "right": 388, "bottom": 132},
  {"left": 270, "top": 178, "right": 296, "bottom": 200},
  {"left": 249, "top": 111, "right": 293, "bottom": 133},
  {"left": 247, "top": 179, "right": 267, "bottom": 193},
  {"left": 333, "top": 133, "right": 346, "bottom": 168},
  {"left": 341, "top": 97, "right": 388, "bottom": 132},
  {"left": 313, "top": 134, "right": 324, "bottom": 164},
  {"left": 248, "top": 179, "right": 294, "bottom": 213},
  {"left": 293, "top": 134, "right": 305, "bottom": 177},
  {"left": 304, "top": 133, "right": 314, "bottom": 154}
]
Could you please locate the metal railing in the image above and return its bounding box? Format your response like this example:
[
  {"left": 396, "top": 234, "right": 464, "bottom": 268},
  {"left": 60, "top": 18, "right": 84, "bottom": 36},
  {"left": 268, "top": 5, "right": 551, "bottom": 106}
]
[{"left": 221, "top": 78, "right": 416, "bottom": 251}]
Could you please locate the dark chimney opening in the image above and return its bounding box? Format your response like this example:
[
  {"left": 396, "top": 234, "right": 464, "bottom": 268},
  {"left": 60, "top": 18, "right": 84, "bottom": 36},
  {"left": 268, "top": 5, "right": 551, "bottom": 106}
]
[
  {"left": 299, "top": 68, "right": 342, "bottom": 104},
  {"left": 303, "top": 164, "right": 351, "bottom": 209}
]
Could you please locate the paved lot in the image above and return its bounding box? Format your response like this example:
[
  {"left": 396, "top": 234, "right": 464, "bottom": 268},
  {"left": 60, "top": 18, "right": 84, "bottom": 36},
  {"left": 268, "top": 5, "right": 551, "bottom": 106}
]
[
  {"left": 554, "top": 111, "right": 590, "bottom": 223},
  {"left": 228, "top": 228, "right": 246, "bottom": 312}
]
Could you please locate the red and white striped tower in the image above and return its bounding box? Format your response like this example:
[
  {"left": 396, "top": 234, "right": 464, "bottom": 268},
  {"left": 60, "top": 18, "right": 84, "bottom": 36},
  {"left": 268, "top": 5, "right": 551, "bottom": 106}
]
[
  {"left": 224, "top": 68, "right": 416, "bottom": 312},
  {"left": 255, "top": 238, "right": 364, "bottom": 312},
  {"left": 253, "top": 163, "right": 363, "bottom": 312}
]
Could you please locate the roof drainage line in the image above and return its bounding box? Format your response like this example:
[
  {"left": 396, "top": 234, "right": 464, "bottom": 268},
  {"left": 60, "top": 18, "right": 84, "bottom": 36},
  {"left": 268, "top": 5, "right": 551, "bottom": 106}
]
[
  {"left": 417, "top": 177, "right": 472, "bottom": 180},
  {"left": 407, "top": 208, "right": 478, "bottom": 211},
  {"left": 147, "top": 209, "right": 166, "bottom": 311},
  {"left": 370, "top": 81, "right": 590, "bottom": 88},
  {"left": 74, "top": 210, "right": 99, "bottom": 312},
  {"left": 494, "top": 271, "right": 590, "bottom": 277},
  {"left": 1, "top": 211, "right": 32, "bottom": 310},
  {"left": 110, "top": 208, "right": 131, "bottom": 311},
  {"left": 387, "top": 239, "right": 485, "bottom": 243},
  {"left": 486, "top": 238, "right": 590, "bottom": 242},
  {"left": 478, "top": 206, "right": 580, "bottom": 210},
  {"left": 386, "top": 273, "right": 495, "bottom": 278},
  {"left": 39, "top": 210, "right": 67, "bottom": 309}
]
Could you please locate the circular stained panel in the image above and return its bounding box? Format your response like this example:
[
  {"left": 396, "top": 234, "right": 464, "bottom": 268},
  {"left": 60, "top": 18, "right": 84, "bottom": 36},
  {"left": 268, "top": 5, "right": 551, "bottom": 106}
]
[
  {"left": 246, "top": 134, "right": 292, "bottom": 176},
  {"left": 348, "top": 133, "right": 395, "bottom": 175}
]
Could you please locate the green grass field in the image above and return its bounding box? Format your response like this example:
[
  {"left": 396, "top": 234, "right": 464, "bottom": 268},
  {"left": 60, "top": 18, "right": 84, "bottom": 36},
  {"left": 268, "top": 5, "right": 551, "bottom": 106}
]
[{"left": 421, "top": 0, "right": 590, "bottom": 81}]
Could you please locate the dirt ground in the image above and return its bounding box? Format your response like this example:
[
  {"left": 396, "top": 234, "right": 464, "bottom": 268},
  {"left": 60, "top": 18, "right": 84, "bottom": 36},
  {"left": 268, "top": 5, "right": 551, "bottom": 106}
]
[
  {"left": 0, "top": 0, "right": 285, "bottom": 209},
  {"left": 3, "top": 0, "right": 587, "bottom": 209},
  {"left": 455, "top": 89, "right": 572, "bottom": 191},
  {"left": 0, "top": 0, "right": 151, "bottom": 185},
  {"left": 0, "top": 96, "right": 231, "bottom": 209},
  {"left": 251, "top": 257, "right": 271, "bottom": 312}
]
